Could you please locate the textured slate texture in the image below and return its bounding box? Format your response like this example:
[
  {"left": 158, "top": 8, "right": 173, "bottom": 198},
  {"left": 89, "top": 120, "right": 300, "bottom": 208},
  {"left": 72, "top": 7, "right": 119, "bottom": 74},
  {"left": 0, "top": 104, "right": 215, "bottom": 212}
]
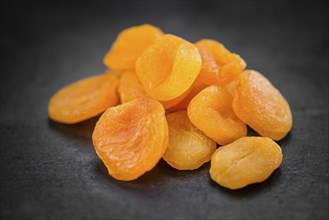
[{"left": 0, "top": 1, "right": 328, "bottom": 220}]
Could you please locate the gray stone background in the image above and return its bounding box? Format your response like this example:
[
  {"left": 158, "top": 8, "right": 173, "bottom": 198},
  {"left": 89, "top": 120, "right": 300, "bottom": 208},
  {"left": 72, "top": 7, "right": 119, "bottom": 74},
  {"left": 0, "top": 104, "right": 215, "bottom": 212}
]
[{"left": 0, "top": 1, "right": 328, "bottom": 219}]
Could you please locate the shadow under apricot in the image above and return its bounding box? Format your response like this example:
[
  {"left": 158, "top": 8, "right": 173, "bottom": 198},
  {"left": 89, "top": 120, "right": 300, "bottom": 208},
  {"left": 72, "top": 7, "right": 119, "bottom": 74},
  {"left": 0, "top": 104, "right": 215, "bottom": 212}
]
[
  {"left": 247, "top": 127, "right": 259, "bottom": 136},
  {"left": 209, "top": 168, "right": 283, "bottom": 198},
  {"left": 277, "top": 132, "right": 293, "bottom": 147},
  {"left": 47, "top": 115, "right": 100, "bottom": 143},
  {"left": 94, "top": 158, "right": 210, "bottom": 192}
]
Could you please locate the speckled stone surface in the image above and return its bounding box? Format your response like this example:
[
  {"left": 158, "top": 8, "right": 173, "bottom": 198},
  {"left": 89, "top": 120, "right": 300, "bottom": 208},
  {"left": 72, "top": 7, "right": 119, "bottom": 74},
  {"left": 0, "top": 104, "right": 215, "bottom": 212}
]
[{"left": 0, "top": 1, "right": 328, "bottom": 219}]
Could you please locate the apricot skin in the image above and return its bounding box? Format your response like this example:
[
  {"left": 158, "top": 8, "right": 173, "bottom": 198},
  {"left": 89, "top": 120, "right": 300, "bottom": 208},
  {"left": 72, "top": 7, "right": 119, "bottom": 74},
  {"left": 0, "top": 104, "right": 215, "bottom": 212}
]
[
  {"left": 232, "top": 70, "right": 293, "bottom": 141},
  {"left": 103, "top": 24, "right": 164, "bottom": 70},
  {"left": 92, "top": 96, "right": 168, "bottom": 181},
  {"left": 163, "top": 111, "right": 216, "bottom": 170},
  {"left": 167, "top": 79, "right": 207, "bottom": 112},
  {"left": 136, "top": 34, "right": 202, "bottom": 101},
  {"left": 210, "top": 137, "right": 282, "bottom": 189},
  {"left": 118, "top": 70, "right": 147, "bottom": 103},
  {"left": 48, "top": 73, "right": 118, "bottom": 124},
  {"left": 188, "top": 85, "right": 247, "bottom": 145},
  {"left": 195, "top": 39, "right": 246, "bottom": 86}
]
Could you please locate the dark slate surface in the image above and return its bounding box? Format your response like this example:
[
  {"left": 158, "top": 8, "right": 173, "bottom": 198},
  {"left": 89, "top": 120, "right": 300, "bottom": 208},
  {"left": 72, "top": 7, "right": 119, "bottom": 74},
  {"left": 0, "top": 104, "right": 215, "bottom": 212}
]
[{"left": 0, "top": 1, "right": 328, "bottom": 220}]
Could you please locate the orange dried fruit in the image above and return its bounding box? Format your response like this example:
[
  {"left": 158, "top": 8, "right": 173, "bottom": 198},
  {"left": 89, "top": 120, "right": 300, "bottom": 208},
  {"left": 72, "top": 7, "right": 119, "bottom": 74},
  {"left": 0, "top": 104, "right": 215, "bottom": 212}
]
[
  {"left": 188, "top": 85, "right": 247, "bottom": 145},
  {"left": 118, "top": 70, "right": 147, "bottom": 103},
  {"left": 167, "top": 79, "right": 207, "bottom": 112},
  {"left": 105, "top": 68, "right": 122, "bottom": 78},
  {"left": 48, "top": 23, "right": 294, "bottom": 189},
  {"left": 210, "top": 137, "right": 282, "bottom": 189},
  {"left": 103, "top": 24, "right": 164, "bottom": 70},
  {"left": 232, "top": 70, "right": 293, "bottom": 141},
  {"left": 136, "top": 34, "right": 202, "bottom": 101},
  {"left": 160, "top": 87, "right": 192, "bottom": 109},
  {"left": 163, "top": 111, "right": 216, "bottom": 170},
  {"left": 117, "top": 70, "right": 187, "bottom": 109},
  {"left": 195, "top": 39, "right": 246, "bottom": 86},
  {"left": 225, "top": 80, "right": 237, "bottom": 96},
  {"left": 92, "top": 96, "right": 168, "bottom": 181},
  {"left": 48, "top": 73, "right": 119, "bottom": 124}
]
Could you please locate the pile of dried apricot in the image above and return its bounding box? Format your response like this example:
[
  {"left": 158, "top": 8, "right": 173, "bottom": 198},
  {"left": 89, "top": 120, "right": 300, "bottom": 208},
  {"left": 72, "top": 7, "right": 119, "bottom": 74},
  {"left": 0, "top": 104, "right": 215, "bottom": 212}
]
[{"left": 48, "top": 24, "right": 292, "bottom": 189}]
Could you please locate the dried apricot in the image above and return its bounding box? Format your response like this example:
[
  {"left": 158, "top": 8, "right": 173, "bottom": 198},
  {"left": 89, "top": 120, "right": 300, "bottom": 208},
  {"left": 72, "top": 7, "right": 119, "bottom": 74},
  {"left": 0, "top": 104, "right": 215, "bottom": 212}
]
[
  {"left": 105, "top": 68, "right": 122, "bottom": 78},
  {"left": 188, "top": 85, "right": 247, "bottom": 145},
  {"left": 160, "top": 87, "right": 192, "bottom": 109},
  {"left": 136, "top": 34, "right": 202, "bottom": 101},
  {"left": 167, "top": 79, "right": 207, "bottom": 112},
  {"left": 92, "top": 96, "right": 168, "bottom": 181},
  {"left": 195, "top": 39, "right": 246, "bottom": 86},
  {"left": 48, "top": 73, "right": 118, "bottom": 124},
  {"left": 225, "top": 80, "right": 237, "bottom": 96},
  {"left": 118, "top": 70, "right": 147, "bottom": 103},
  {"left": 103, "top": 24, "right": 164, "bottom": 70},
  {"left": 232, "top": 70, "right": 292, "bottom": 141},
  {"left": 210, "top": 137, "right": 282, "bottom": 189},
  {"left": 50, "top": 24, "right": 293, "bottom": 187},
  {"left": 117, "top": 70, "right": 187, "bottom": 109},
  {"left": 163, "top": 111, "right": 216, "bottom": 170}
]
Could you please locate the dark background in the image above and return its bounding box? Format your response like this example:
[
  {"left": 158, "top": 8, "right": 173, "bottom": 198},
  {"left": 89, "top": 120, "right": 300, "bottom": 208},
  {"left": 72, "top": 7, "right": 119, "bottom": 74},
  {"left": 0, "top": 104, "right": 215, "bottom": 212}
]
[{"left": 0, "top": 1, "right": 328, "bottom": 219}]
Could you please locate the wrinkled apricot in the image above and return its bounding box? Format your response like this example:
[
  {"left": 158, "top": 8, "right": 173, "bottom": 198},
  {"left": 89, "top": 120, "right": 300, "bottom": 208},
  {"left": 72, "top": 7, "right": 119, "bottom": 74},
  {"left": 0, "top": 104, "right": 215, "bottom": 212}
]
[
  {"left": 210, "top": 137, "right": 282, "bottom": 189},
  {"left": 163, "top": 111, "right": 216, "bottom": 170},
  {"left": 136, "top": 34, "right": 202, "bottom": 101},
  {"left": 48, "top": 73, "right": 118, "bottom": 124},
  {"left": 195, "top": 39, "right": 246, "bottom": 86},
  {"left": 188, "top": 86, "right": 247, "bottom": 145},
  {"left": 92, "top": 96, "right": 168, "bottom": 181},
  {"left": 103, "top": 24, "right": 164, "bottom": 70},
  {"left": 118, "top": 70, "right": 147, "bottom": 103},
  {"left": 232, "top": 70, "right": 292, "bottom": 141}
]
